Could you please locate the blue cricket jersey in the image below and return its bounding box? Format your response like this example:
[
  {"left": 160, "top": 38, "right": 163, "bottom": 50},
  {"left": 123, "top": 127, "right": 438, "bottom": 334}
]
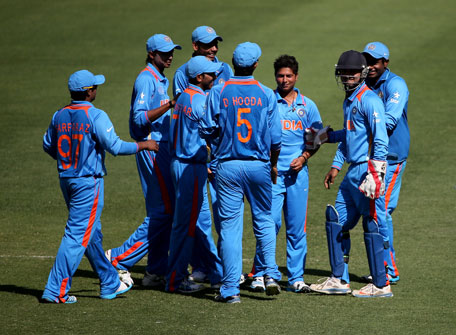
[
  {"left": 173, "top": 56, "right": 233, "bottom": 96},
  {"left": 43, "top": 101, "right": 138, "bottom": 178},
  {"left": 330, "top": 83, "right": 388, "bottom": 169},
  {"left": 169, "top": 84, "right": 208, "bottom": 163},
  {"left": 129, "top": 64, "right": 171, "bottom": 142},
  {"left": 366, "top": 68, "right": 409, "bottom": 163},
  {"left": 274, "top": 88, "right": 322, "bottom": 173},
  {"left": 200, "top": 76, "right": 282, "bottom": 161}
]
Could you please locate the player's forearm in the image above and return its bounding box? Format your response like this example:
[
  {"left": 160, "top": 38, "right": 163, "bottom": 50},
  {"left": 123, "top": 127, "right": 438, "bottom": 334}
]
[{"left": 146, "top": 102, "right": 172, "bottom": 122}]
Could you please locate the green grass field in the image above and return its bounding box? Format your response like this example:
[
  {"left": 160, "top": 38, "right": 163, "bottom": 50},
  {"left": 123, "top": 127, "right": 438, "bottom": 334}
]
[{"left": 1, "top": 0, "right": 455, "bottom": 333}]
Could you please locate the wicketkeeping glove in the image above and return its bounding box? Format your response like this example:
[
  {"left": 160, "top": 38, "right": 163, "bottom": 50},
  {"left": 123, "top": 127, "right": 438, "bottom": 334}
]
[
  {"left": 305, "top": 126, "right": 330, "bottom": 150},
  {"left": 359, "top": 160, "right": 387, "bottom": 199}
]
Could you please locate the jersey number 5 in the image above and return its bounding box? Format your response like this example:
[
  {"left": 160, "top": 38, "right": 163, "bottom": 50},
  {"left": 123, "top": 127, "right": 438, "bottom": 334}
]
[
  {"left": 237, "top": 108, "right": 252, "bottom": 143},
  {"left": 58, "top": 134, "right": 83, "bottom": 169}
]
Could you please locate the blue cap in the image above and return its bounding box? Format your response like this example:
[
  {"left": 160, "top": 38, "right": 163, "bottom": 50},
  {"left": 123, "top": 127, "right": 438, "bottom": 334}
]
[
  {"left": 233, "top": 42, "right": 261, "bottom": 67},
  {"left": 363, "top": 42, "right": 389, "bottom": 60},
  {"left": 186, "top": 56, "right": 222, "bottom": 78},
  {"left": 146, "top": 34, "right": 182, "bottom": 52},
  {"left": 68, "top": 70, "right": 105, "bottom": 92},
  {"left": 192, "top": 26, "right": 223, "bottom": 44}
]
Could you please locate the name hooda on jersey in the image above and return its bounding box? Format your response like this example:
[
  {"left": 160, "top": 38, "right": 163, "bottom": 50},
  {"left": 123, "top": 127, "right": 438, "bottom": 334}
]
[{"left": 223, "top": 96, "right": 263, "bottom": 107}]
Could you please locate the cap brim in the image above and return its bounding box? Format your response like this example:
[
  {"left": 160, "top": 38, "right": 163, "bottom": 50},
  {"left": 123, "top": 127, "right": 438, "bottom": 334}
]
[
  {"left": 157, "top": 44, "right": 182, "bottom": 52},
  {"left": 206, "top": 62, "right": 223, "bottom": 74},
  {"left": 94, "top": 74, "right": 105, "bottom": 86},
  {"left": 197, "top": 36, "right": 223, "bottom": 44}
]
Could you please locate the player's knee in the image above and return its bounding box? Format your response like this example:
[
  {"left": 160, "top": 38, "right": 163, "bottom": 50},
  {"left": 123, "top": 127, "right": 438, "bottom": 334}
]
[
  {"left": 326, "top": 204, "right": 340, "bottom": 225},
  {"left": 362, "top": 217, "right": 379, "bottom": 234}
]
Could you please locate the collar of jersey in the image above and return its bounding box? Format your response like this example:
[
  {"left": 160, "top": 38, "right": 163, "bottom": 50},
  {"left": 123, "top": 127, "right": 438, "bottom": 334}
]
[
  {"left": 146, "top": 63, "right": 166, "bottom": 82},
  {"left": 274, "top": 88, "right": 304, "bottom": 106},
  {"left": 231, "top": 75, "right": 254, "bottom": 80},
  {"left": 187, "top": 84, "right": 205, "bottom": 95},
  {"left": 347, "top": 82, "right": 368, "bottom": 102},
  {"left": 70, "top": 100, "right": 94, "bottom": 107}
]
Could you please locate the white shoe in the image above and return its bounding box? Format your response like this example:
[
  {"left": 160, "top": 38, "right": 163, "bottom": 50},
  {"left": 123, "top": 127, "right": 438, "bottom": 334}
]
[
  {"left": 287, "top": 281, "right": 311, "bottom": 293},
  {"left": 100, "top": 281, "right": 132, "bottom": 299},
  {"left": 250, "top": 276, "right": 265, "bottom": 292},
  {"left": 178, "top": 278, "right": 205, "bottom": 293},
  {"left": 142, "top": 271, "right": 165, "bottom": 287},
  {"left": 310, "top": 277, "right": 351, "bottom": 295},
  {"left": 118, "top": 270, "right": 134, "bottom": 286},
  {"left": 188, "top": 270, "right": 208, "bottom": 283},
  {"left": 265, "top": 276, "right": 281, "bottom": 296},
  {"left": 352, "top": 283, "right": 393, "bottom": 298},
  {"left": 239, "top": 273, "right": 246, "bottom": 285}
]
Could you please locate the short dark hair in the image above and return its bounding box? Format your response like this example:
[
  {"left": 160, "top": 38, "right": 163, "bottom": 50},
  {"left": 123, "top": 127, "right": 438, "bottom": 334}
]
[
  {"left": 274, "top": 55, "right": 299, "bottom": 75},
  {"left": 70, "top": 90, "right": 89, "bottom": 101}
]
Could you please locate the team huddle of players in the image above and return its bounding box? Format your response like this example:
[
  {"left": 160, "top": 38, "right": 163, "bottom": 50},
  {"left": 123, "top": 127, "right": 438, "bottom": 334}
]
[{"left": 41, "top": 26, "right": 409, "bottom": 304}]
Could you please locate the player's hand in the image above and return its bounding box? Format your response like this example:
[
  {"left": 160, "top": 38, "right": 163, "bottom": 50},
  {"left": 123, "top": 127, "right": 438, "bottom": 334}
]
[
  {"left": 207, "top": 168, "right": 215, "bottom": 182},
  {"left": 271, "top": 166, "right": 278, "bottom": 184},
  {"left": 359, "top": 160, "right": 387, "bottom": 199},
  {"left": 324, "top": 168, "right": 339, "bottom": 189},
  {"left": 170, "top": 93, "right": 181, "bottom": 108},
  {"left": 305, "top": 126, "right": 331, "bottom": 150},
  {"left": 138, "top": 140, "right": 159, "bottom": 152},
  {"left": 290, "top": 156, "right": 306, "bottom": 173}
]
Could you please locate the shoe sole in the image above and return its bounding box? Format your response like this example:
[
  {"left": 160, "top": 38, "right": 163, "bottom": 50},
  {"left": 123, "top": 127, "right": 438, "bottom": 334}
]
[
  {"left": 250, "top": 286, "right": 265, "bottom": 292},
  {"left": 100, "top": 283, "right": 133, "bottom": 299},
  {"left": 310, "top": 288, "right": 351, "bottom": 295},
  {"left": 352, "top": 292, "right": 394, "bottom": 298}
]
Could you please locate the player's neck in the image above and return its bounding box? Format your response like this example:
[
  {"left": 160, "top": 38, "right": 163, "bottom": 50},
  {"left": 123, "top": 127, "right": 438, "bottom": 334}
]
[{"left": 279, "top": 89, "right": 296, "bottom": 106}]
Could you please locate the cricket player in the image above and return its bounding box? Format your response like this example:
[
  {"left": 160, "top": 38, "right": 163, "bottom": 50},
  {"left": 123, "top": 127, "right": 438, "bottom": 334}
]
[
  {"left": 105, "top": 34, "right": 181, "bottom": 287},
  {"left": 173, "top": 25, "right": 233, "bottom": 96},
  {"left": 199, "top": 42, "right": 282, "bottom": 303},
  {"left": 308, "top": 50, "right": 393, "bottom": 298},
  {"left": 42, "top": 70, "right": 158, "bottom": 303},
  {"left": 166, "top": 56, "right": 223, "bottom": 293},
  {"left": 172, "top": 25, "right": 233, "bottom": 283},
  {"left": 250, "top": 55, "right": 323, "bottom": 293},
  {"left": 361, "top": 42, "right": 409, "bottom": 284}
]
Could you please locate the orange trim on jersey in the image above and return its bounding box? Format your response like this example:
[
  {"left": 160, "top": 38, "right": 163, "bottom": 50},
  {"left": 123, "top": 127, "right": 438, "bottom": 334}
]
[
  {"left": 141, "top": 66, "right": 160, "bottom": 82},
  {"left": 58, "top": 277, "right": 69, "bottom": 303},
  {"left": 184, "top": 87, "right": 204, "bottom": 104},
  {"left": 385, "top": 163, "right": 402, "bottom": 211},
  {"left": 111, "top": 241, "right": 144, "bottom": 267},
  {"left": 82, "top": 182, "right": 100, "bottom": 248},
  {"left": 65, "top": 104, "right": 91, "bottom": 118},
  {"left": 187, "top": 177, "right": 199, "bottom": 237},
  {"left": 149, "top": 152, "right": 172, "bottom": 215},
  {"left": 389, "top": 251, "right": 400, "bottom": 276},
  {"left": 356, "top": 85, "right": 369, "bottom": 102},
  {"left": 220, "top": 79, "right": 264, "bottom": 94}
]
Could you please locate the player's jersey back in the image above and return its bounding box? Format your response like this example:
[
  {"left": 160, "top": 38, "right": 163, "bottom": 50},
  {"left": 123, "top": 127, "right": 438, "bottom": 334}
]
[
  {"left": 209, "top": 77, "right": 281, "bottom": 162},
  {"left": 170, "top": 85, "right": 207, "bottom": 163},
  {"left": 46, "top": 103, "right": 106, "bottom": 178}
]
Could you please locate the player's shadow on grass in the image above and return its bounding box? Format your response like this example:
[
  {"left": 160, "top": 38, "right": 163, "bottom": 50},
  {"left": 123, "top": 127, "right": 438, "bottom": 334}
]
[{"left": 0, "top": 284, "right": 43, "bottom": 300}]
